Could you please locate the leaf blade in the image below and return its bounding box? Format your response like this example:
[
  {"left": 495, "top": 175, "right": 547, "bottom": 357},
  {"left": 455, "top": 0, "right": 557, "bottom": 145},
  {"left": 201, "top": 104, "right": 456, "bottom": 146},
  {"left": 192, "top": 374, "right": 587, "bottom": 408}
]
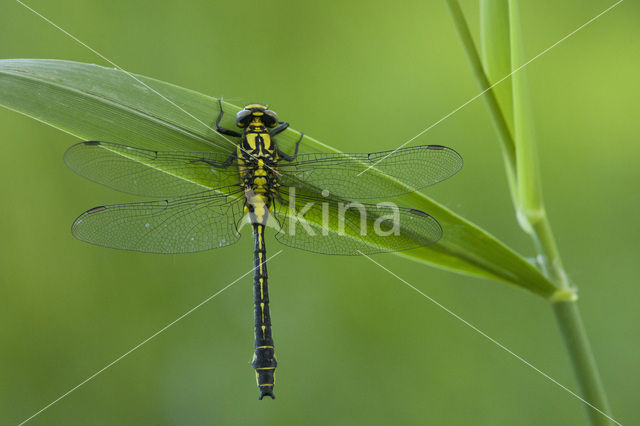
[{"left": 0, "top": 59, "right": 562, "bottom": 299}]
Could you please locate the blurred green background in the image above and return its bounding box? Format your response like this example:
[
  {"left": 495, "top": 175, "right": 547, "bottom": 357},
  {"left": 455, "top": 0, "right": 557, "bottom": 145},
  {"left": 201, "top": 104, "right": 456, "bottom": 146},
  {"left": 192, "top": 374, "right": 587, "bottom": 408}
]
[{"left": 1, "top": 0, "right": 638, "bottom": 425}]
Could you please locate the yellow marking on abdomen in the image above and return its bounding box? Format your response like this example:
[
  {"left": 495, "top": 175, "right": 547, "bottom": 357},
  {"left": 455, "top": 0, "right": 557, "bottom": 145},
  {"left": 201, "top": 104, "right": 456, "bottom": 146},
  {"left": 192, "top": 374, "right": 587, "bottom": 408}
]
[{"left": 259, "top": 277, "right": 264, "bottom": 299}]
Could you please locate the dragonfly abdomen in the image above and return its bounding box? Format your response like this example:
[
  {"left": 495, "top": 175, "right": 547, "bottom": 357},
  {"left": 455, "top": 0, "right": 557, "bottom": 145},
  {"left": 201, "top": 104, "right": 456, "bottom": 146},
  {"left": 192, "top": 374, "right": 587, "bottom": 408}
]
[{"left": 251, "top": 223, "right": 277, "bottom": 399}]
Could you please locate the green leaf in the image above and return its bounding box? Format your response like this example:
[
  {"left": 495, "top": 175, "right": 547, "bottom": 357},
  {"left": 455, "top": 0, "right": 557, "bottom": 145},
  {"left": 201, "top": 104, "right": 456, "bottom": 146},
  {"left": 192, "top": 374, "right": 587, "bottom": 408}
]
[
  {"left": 447, "top": 0, "right": 519, "bottom": 207},
  {"left": 480, "top": 0, "right": 514, "bottom": 136},
  {"left": 479, "top": 0, "right": 520, "bottom": 205},
  {"left": 508, "top": 0, "right": 545, "bottom": 227},
  {"left": 0, "top": 59, "right": 568, "bottom": 300}
]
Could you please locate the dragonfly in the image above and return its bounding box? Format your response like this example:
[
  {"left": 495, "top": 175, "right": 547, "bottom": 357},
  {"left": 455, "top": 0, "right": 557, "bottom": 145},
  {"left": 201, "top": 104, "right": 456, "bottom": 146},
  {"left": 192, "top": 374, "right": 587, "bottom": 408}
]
[{"left": 64, "top": 101, "right": 463, "bottom": 399}]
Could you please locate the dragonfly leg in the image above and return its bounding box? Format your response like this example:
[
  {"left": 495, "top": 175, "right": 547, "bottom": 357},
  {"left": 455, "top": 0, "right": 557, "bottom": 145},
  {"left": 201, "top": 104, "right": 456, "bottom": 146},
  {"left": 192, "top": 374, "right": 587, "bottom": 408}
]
[
  {"left": 269, "top": 121, "right": 289, "bottom": 137},
  {"left": 277, "top": 132, "right": 304, "bottom": 162},
  {"left": 216, "top": 99, "right": 242, "bottom": 137}
]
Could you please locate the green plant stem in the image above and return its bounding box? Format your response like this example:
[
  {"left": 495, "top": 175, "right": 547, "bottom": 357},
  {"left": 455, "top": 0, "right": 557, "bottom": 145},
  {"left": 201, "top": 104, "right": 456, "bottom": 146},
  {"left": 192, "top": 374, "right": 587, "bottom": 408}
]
[
  {"left": 446, "top": 0, "right": 518, "bottom": 204},
  {"left": 446, "top": 1, "right": 613, "bottom": 424},
  {"left": 534, "top": 212, "right": 613, "bottom": 426},
  {"left": 529, "top": 213, "right": 567, "bottom": 286},
  {"left": 553, "top": 302, "right": 613, "bottom": 425},
  {"left": 480, "top": 0, "right": 514, "bottom": 135}
]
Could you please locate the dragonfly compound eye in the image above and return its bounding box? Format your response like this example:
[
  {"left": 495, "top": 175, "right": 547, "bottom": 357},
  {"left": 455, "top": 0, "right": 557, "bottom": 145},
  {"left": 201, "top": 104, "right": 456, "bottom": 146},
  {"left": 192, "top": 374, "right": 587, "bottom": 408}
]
[
  {"left": 263, "top": 110, "right": 279, "bottom": 128},
  {"left": 235, "top": 109, "right": 252, "bottom": 128}
]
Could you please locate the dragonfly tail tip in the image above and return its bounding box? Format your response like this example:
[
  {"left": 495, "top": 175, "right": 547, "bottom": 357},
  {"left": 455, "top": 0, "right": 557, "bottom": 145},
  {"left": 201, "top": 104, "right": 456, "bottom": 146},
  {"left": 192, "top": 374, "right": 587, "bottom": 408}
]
[{"left": 258, "top": 390, "right": 275, "bottom": 400}]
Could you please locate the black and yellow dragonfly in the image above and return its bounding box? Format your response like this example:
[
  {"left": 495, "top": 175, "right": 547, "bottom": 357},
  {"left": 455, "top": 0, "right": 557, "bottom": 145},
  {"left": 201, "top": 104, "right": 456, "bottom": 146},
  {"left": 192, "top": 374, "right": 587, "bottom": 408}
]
[{"left": 64, "top": 101, "right": 462, "bottom": 399}]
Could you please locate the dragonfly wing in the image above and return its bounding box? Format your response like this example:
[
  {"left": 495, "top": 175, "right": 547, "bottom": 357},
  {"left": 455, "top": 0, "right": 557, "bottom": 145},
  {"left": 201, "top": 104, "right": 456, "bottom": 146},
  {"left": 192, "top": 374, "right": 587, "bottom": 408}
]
[
  {"left": 277, "top": 145, "right": 462, "bottom": 199},
  {"left": 272, "top": 188, "right": 441, "bottom": 255},
  {"left": 72, "top": 189, "right": 245, "bottom": 253},
  {"left": 65, "top": 141, "right": 238, "bottom": 198}
]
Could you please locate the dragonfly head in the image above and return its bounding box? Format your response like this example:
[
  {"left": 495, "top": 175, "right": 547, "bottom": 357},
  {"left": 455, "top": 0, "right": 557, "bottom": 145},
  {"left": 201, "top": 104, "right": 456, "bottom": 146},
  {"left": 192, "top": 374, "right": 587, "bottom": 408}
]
[{"left": 236, "top": 104, "right": 279, "bottom": 129}]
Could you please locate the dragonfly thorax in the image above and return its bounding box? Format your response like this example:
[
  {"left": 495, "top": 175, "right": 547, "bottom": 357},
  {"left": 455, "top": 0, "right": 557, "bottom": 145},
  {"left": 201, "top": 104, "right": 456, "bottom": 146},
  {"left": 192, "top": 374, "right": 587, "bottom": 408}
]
[{"left": 236, "top": 108, "right": 280, "bottom": 225}]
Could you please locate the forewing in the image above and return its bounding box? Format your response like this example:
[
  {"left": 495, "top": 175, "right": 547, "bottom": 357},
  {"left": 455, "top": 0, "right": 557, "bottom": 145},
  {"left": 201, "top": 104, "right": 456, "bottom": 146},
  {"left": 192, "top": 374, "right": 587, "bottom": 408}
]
[
  {"left": 272, "top": 188, "right": 442, "bottom": 255},
  {"left": 277, "top": 144, "right": 462, "bottom": 199},
  {"left": 64, "top": 141, "right": 239, "bottom": 198},
  {"left": 72, "top": 189, "right": 245, "bottom": 253}
]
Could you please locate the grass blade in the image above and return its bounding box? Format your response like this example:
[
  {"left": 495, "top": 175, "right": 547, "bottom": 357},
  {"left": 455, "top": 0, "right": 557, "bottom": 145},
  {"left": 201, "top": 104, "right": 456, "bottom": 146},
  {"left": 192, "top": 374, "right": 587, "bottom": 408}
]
[
  {"left": 479, "top": 0, "right": 519, "bottom": 204},
  {"left": 0, "top": 58, "right": 567, "bottom": 299},
  {"left": 480, "top": 0, "right": 514, "bottom": 135},
  {"left": 509, "top": 0, "right": 545, "bottom": 234},
  {"left": 447, "top": 0, "right": 518, "bottom": 204}
]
